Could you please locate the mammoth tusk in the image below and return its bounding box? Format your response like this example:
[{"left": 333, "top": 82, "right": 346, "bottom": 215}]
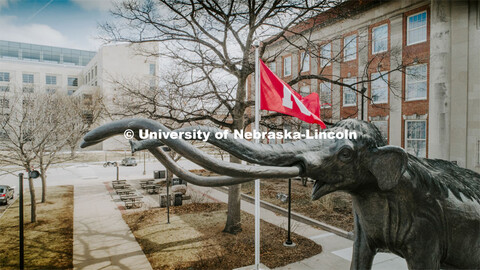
[{"left": 81, "top": 118, "right": 302, "bottom": 179}]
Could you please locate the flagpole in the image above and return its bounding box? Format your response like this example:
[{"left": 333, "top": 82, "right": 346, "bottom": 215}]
[{"left": 253, "top": 40, "right": 261, "bottom": 270}]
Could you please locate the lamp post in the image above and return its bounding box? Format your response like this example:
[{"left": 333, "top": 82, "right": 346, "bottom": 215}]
[
  {"left": 360, "top": 86, "right": 367, "bottom": 121},
  {"left": 284, "top": 178, "right": 295, "bottom": 247},
  {"left": 18, "top": 173, "right": 24, "bottom": 270},
  {"left": 143, "top": 151, "right": 146, "bottom": 175}
]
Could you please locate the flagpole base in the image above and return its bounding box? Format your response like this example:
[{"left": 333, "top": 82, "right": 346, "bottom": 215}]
[{"left": 283, "top": 240, "right": 296, "bottom": 247}]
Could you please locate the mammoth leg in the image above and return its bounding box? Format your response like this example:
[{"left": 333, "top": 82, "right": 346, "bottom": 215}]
[{"left": 351, "top": 212, "right": 376, "bottom": 270}]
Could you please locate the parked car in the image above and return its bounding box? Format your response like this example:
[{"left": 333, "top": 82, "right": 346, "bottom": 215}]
[
  {"left": 121, "top": 157, "right": 137, "bottom": 166},
  {"left": 0, "top": 185, "right": 14, "bottom": 205}
]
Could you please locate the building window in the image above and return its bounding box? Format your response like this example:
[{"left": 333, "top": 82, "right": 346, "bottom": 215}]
[
  {"left": 23, "top": 73, "right": 34, "bottom": 84},
  {"left": 407, "top": 11, "right": 427, "bottom": 45},
  {"left": 68, "top": 77, "right": 78, "bottom": 87},
  {"left": 67, "top": 90, "right": 76, "bottom": 96},
  {"left": 0, "top": 86, "right": 9, "bottom": 92},
  {"left": 320, "top": 43, "right": 331, "bottom": 67},
  {"left": 46, "top": 88, "right": 56, "bottom": 94},
  {"left": 343, "top": 34, "right": 357, "bottom": 61},
  {"left": 149, "top": 63, "right": 156, "bottom": 75},
  {"left": 299, "top": 85, "right": 310, "bottom": 96},
  {"left": 372, "top": 120, "right": 388, "bottom": 142},
  {"left": 371, "top": 72, "right": 388, "bottom": 104},
  {"left": 320, "top": 82, "right": 332, "bottom": 107},
  {"left": 95, "top": 65, "right": 98, "bottom": 76},
  {"left": 406, "top": 120, "right": 427, "bottom": 158},
  {"left": 300, "top": 51, "right": 310, "bottom": 72},
  {"left": 372, "top": 24, "right": 388, "bottom": 54},
  {"left": 0, "top": 72, "right": 10, "bottom": 82},
  {"left": 0, "top": 99, "right": 9, "bottom": 108},
  {"left": 23, "top": 87, "right": 34, "bottom": 93},
  {"left": 269, "top": 61, "right": 276, "bottom": 75},
  {"left": 46, "top": 75, "right": 57, "bottom": 85},
  {"left": 406, "top": 64, "right": 427, "bottom": 101},
  {"left": 343, "top": 78, "right": 357, "bottom": 107},
  {"left": 283, "top": 56, "right": 292, "bottom": 77}
]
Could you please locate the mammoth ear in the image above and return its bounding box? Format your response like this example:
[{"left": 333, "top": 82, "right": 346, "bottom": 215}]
[{"left": 367, "top": 146, "right": 408, "bottom": 191}]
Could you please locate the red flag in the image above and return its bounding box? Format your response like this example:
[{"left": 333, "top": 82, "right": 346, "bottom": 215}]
[{"left": 259, "top": 60, "right": 327, "bottom": 129}]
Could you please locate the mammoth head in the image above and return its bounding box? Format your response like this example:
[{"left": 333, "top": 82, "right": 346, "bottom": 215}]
[{"left": 80, "top": 118, "right": 407, "bottom": 199}]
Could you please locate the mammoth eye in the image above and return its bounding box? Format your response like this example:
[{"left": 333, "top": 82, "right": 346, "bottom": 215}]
[{"left": 338, "top": 148, "right": 354, "bottom": 162}]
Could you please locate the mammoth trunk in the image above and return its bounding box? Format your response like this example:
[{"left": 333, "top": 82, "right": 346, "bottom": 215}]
[{"left": 223, "top": 152, "right": 243, "bottom": 234}]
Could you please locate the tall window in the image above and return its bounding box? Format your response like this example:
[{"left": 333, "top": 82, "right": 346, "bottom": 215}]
[
  {"left": 372, "top": 24, "right": 388, "bottom": 54},
  {"left": 320, "top": 43, "right": 331, "bottom": 67},
  {"left": 371, "top": 72, "right": 388, "bottom": 104},
  {"left": 68, "top": 90, "right": 76, "bottom": 96},
  {"left": 0, "top": 72, "right": 10, "bottom": 82},
  {"left": 299, "top": 85, "right": 310, "bottom": 96},
  {"left": 344, "top": 34, "right": 357, "bottom": 61},
  {"left": 149, "top": 63, "right": 156, "bottom": 75},
  {"left": 372, "top": 120, "right": 388, "bottom": 142},
  {"left": 320, "top": 82, "right": 332, "bottom": 107},
  {"left": 46, "top": 75, "right": 57, "bottom": 85},
  {"left": 0, "top": 99, "right": 9, "bottom": 108},
  {"left": 23, "top": 73, "right": 34, "bottom": 84},
  {"left": 406, "top": 64, "right": 427, "bottom": 101},
  {"left": 407, "top": 11, "right": 427, "bottom": 45},
  {"left": 0, "top": 86, "right": 9, "bottom": 92},
  {"left": 269, "top": 61, "right": 276, "bottom": 75},
  {"left": 300, "top": 51, "right": 310, "bottom": 72},
  {"left": 405, "top": 120, "right": 427, "bottom": 158},
  {"left": 283, "top": 56, "right": 292, "bottom": 77},
  {"left": 95, "top": 65, "right": 98, "bottom": 76},
  {"left": 343, "top": 78, "right": 357, "bottom": 106},
  {"left": 46, "top": 88, "right": 56, "bottom": 94},
  {"left": 68, "top": 77, "right": 78, "bottom": 87}
]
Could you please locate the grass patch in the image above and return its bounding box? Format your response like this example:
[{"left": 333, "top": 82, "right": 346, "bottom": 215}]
[
  {"left": 123, "top": 203, "right": 322, "bottom": 269},
  {"left": 242, "top": 180, "right": 354, "bottom": 232},
  {"left": 0, "top": 185, "right": 74, "bottom": 269}
]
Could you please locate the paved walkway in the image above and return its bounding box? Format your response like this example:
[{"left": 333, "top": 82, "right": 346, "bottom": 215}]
[
  {"left": 190, "top": 185, "right": 408, "bottom": 270},
  {"left": 73, "top": 183, "right": 152, "bottom": 270}
]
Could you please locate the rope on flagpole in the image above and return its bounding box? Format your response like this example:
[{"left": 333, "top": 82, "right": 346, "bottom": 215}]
[{"left": 253, "top": 39, "right": 261, "bottom": 270}]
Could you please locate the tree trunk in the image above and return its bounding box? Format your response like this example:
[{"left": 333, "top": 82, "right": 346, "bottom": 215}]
[
  {"left": 28, "top": 177, "right": 36, "bottom": 223},
  {"left": 223, "top": 156, "right": 243, "bottom": 234},
  {"left": 41, "top": 173, "right": 47, "bottom": 203},
  {"left": 70, "top": 145, "right": 76, "bottom": 158}
]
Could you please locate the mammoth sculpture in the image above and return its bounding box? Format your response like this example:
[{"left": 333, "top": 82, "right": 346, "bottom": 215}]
[{"left": 81, "top": 118, "right": 480, "bottom": 269}]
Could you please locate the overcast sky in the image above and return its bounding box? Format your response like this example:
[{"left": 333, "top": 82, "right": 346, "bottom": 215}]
[{"left": 0, "top": 0, "right": 118, "bottom": 51}]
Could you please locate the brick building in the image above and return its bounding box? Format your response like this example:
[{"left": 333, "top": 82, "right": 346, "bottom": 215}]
[{"left": 256, "top": 0, "right": 480, "bottom": 173}]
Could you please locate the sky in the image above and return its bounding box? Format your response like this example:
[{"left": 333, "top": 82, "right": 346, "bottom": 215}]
[{"left": 0, "top": 0, "right": 119, "bottom": 51}]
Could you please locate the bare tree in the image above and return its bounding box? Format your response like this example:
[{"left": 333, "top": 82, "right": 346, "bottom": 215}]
[
  {"left": 100, "top": 0, "right": 418, "bottom": 233},
  {"left": 0, "top": 90, "right": 102, "bottom": 221}
]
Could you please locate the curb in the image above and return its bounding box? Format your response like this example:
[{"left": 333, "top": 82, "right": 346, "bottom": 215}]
[{"left": 216, "top": 187, "right": 353, "bottom": 240}]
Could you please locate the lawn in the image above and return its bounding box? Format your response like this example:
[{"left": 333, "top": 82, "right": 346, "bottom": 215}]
[
  {"left": 0, "top": 185, "right": 74, "bottom": 269},
  {"left": 122, "top": 202, "right": 323, "bottom": 269},
  {"left": 241, "top": 179, "right": 354, "bottom": 232}
]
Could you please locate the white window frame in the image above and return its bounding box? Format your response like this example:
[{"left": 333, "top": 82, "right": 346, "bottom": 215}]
[
  {"left": 343, "top": 34, "right": 357, "bottom": 61},
  {"left": 407, "top": 11, "right": 427, "bottom": 46},
  {"left": 343, "top": 77, "right": 357, "bottom": 107},
  {"left": 405, "top": 120, "right": 427, "bottom": 158},
  {"left": 300, "top": 51, "right": 310, "bottom": 72},
  {"left": 46, "top": 75, "right": 57, "bottom": 85},
  {"left": 371, "top": 72, "right": 388, "bottom": 104},
  {"left": 372, "top": 24, "right": 388, "bottom": 54},
  {"left": 0, "top": 72, "right": 10, "bottom": 82},
  {"left": 23, "top": 73, "right": 34, "bottom": 84},
  {"left": 320, "top": 43, "right": 331, "bottom": 67},
  {"left": 283, "top": 56, "right": 292, "bottom": 77},
  {"left": 269, "top": 61, "right": 276, "bottom": 75},
  {"left": 320, "top": 82, "right": 332, "bottom": 108},
  {"left": 371, "top": 120, "right": 388, "bottom": 142},
  {"left": 406, "top": 64, "right": 428, "bottom": 101},
  {"left": 299, "top": 85, "right": 310, "bottom": 96}
]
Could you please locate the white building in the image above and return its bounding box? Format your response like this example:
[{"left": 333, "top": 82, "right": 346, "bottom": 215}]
[{"left": 0, "top": 40, "right": 158, "bottom": 151}]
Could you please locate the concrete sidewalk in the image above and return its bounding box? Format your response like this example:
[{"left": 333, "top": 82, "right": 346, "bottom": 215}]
[
  {"left": 190, "top": 185, "right": 408, "bottom": 270},
  {"left": 73, "top": 183, "right": 152, "bottom": 270}
]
